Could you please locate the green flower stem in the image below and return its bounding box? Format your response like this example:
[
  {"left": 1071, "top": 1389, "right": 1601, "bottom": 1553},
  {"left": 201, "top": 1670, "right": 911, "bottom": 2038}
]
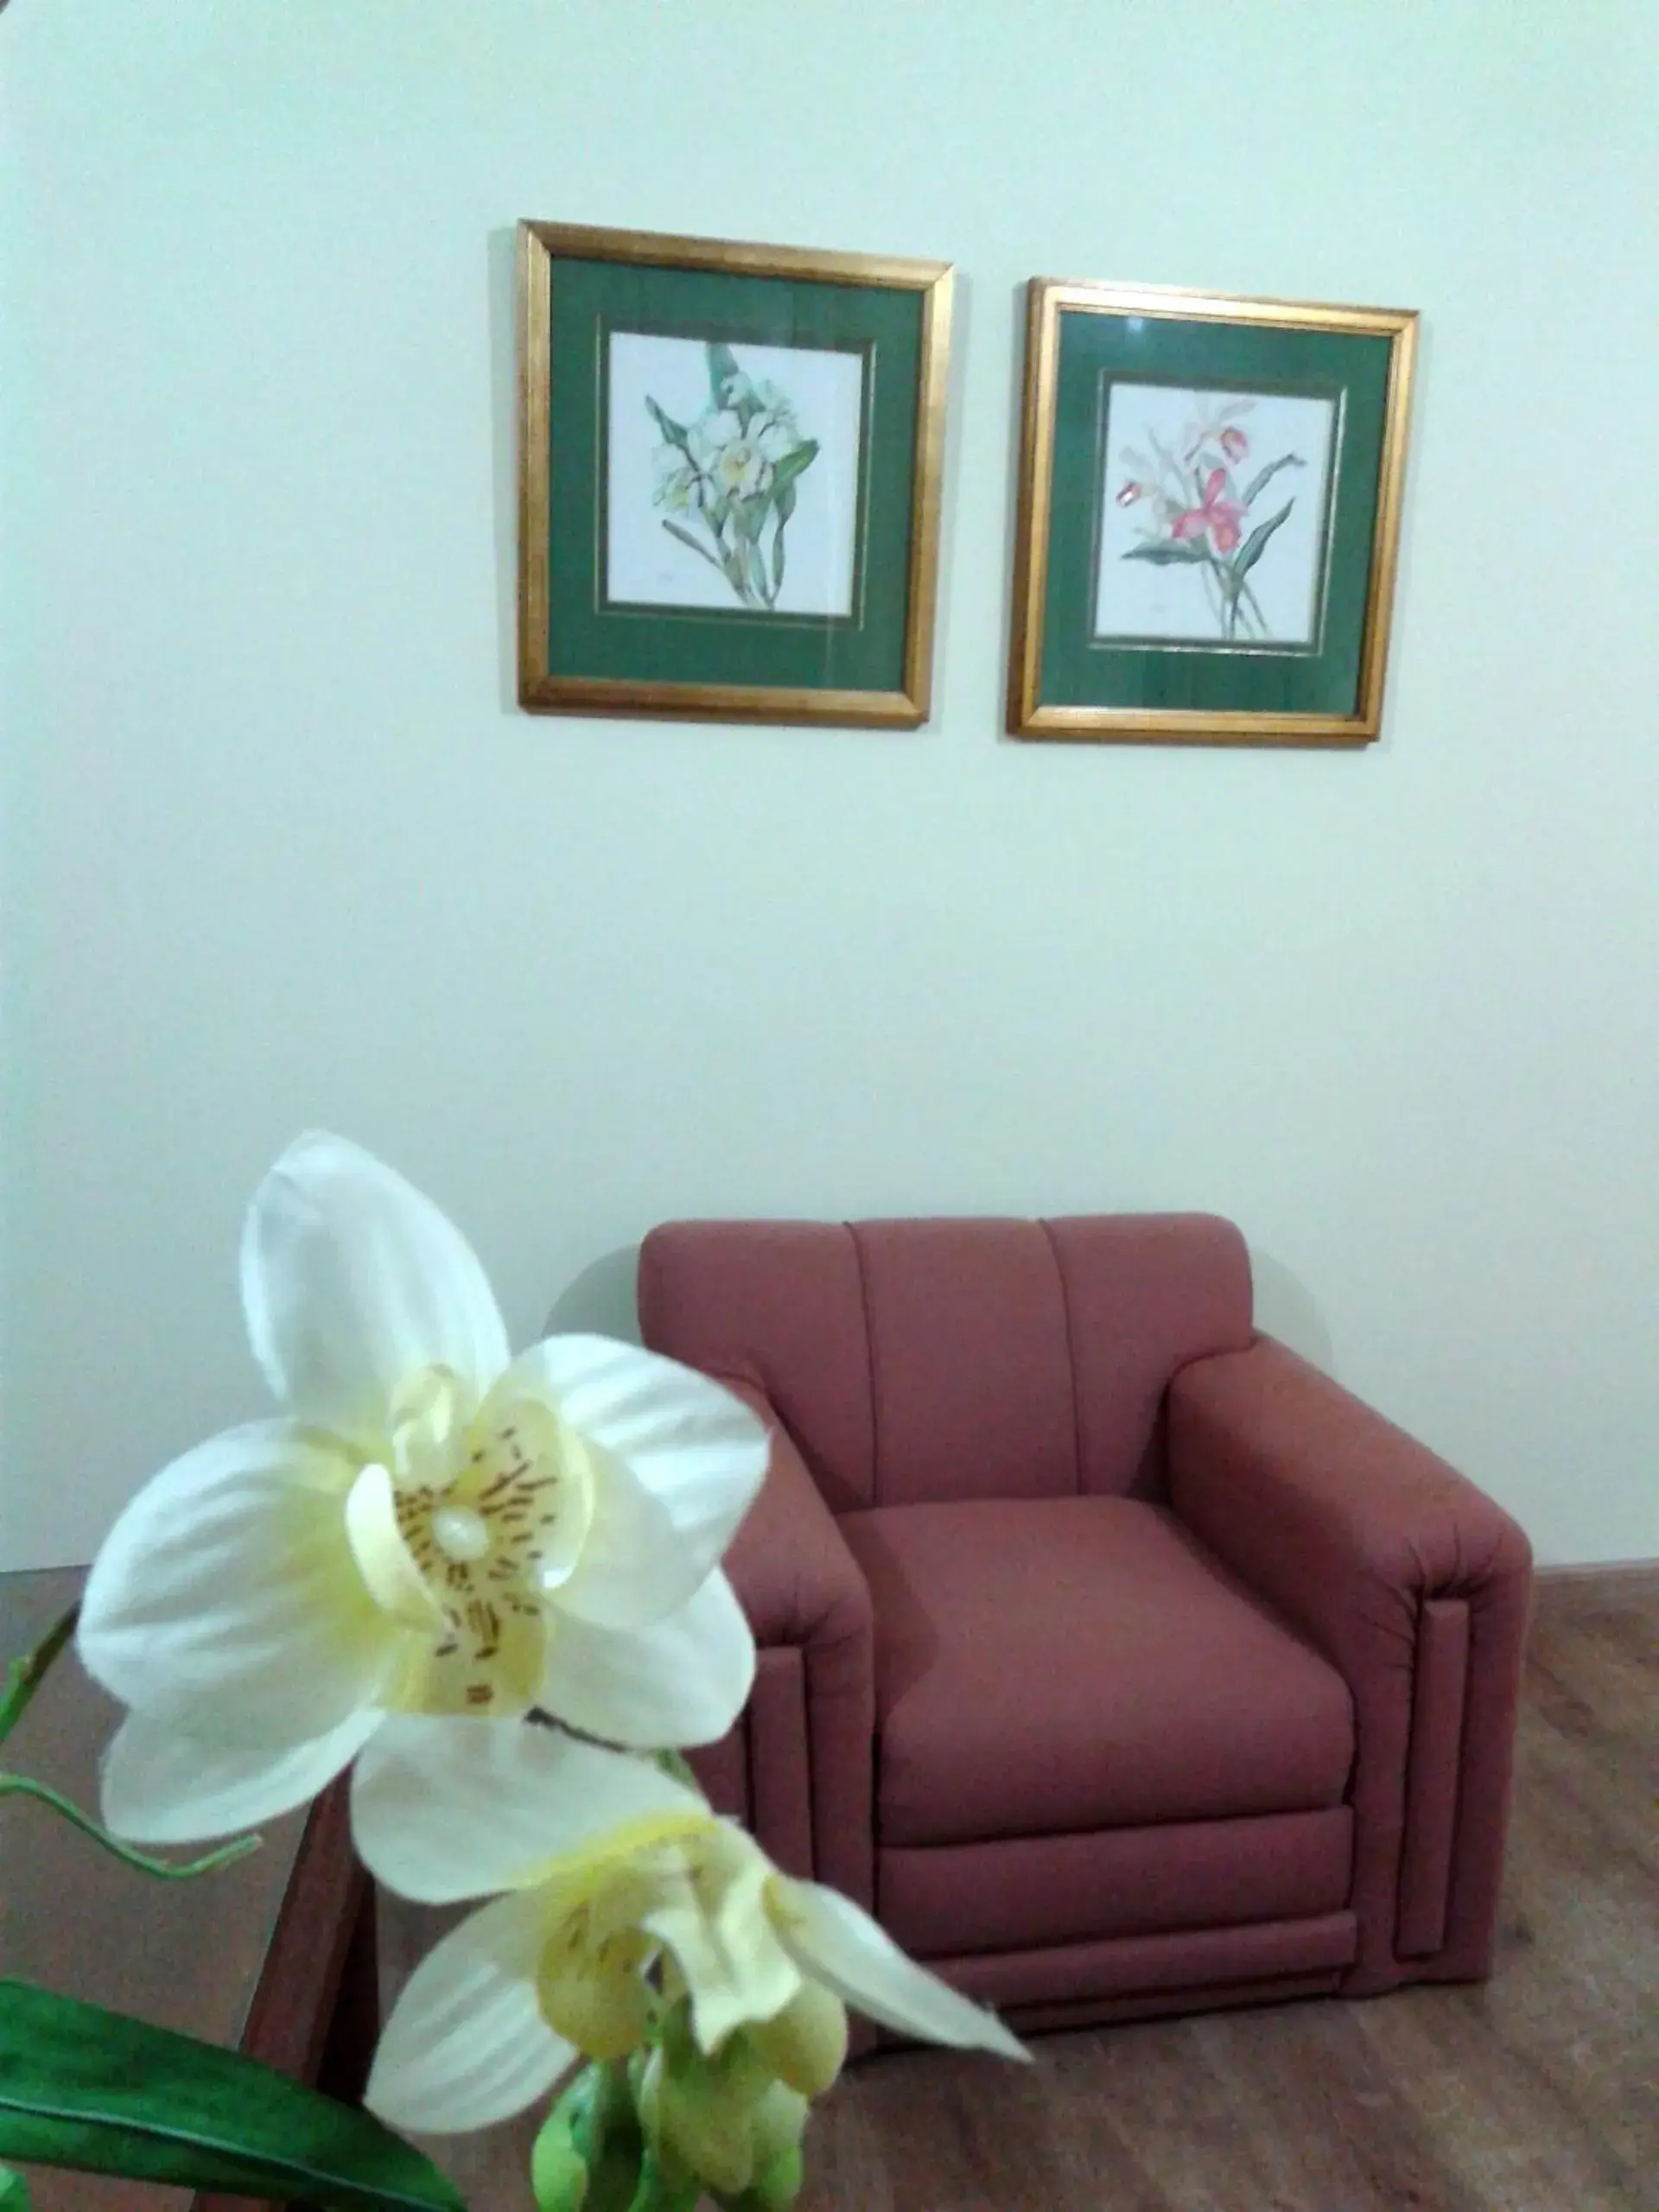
[
  {"left": 0, "top": 1604, "right": 79, "bottom": 1746},
  {"left": 0, "top": 1774, "right": 261, "bottom": 1881},
  {"left": 1201, "top": 553, "right": 1244, "bottom": 641},
  {"left": 1202, "top": 553, "right": 1268, "bottom": 643},
  {"left": 1197, "top": 558, "right": 1225, "bottom": 630},
  {"left": 626, "top": 2145, "right": 699, "bottom": 2212},
  {"left": 653, "top": 1748, "right": 702, "bottom": 1793}
]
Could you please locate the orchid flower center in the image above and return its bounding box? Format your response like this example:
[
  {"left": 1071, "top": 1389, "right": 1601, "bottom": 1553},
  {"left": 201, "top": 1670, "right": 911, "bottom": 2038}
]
[{"left": 345, "top": 1363, "right": 596, "bottom": 1716}]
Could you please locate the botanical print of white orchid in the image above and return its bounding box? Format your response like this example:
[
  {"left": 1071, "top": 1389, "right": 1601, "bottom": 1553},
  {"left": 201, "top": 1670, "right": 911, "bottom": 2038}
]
[
  {"left": 77, "top": 1134, "right": 768, "bottom": 1843},
  {"left": 1115, "top": 390, "right": 1309, "bottom": 642},
  {"left": 646, "top": 341, "right": 820, "bottom": 613},
  {"left": 353, "top": 1717, "right": 1027, "bottom": 2183}
]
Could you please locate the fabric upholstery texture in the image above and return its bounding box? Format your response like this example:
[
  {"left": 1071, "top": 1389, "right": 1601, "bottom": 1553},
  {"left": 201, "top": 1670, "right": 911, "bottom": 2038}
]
[
  {"left": 689, "top": 1374, "right": 874, "bottom": 1909},
  {"left": 841, "top": 1497, "right": 1353, "bottom": 1847},
  {"left": 638, "top": 1211, "right": 1532, "bottom": 2032},
  {"left": 879, "top": 1808, "right": 1353, "bottom": 1957},
  {"left": 1166, "top": 1336, "right": 1532, "bottom": 1993},
  {"left": 942, "top": 1914, "right": 1358, "bottom": 2013},
  {"left": 639, "top": 1213, "right": 1254, "bottom": 1510}
]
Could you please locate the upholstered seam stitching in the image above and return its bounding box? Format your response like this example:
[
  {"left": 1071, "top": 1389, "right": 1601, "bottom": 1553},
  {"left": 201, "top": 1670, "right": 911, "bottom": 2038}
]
[
  {"left": 1040, "top": 1217, "right": 1085, "bottom": 1497},
  {"left": 849, "top": 1220, "right": 881, "bottom": 1507}
]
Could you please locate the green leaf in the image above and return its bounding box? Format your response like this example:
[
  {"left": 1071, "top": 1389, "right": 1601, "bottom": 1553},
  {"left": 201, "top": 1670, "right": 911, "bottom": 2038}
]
[
  {"left": 772, "top": 478, "right": 798, "bottom": 532},
  {"left": 660, "top": 518, "right": 726, "bottom": 576},
  {"left": 746, "top": 541, "right": 769, "bottom": 607},
  {"left": 0, "top": 2161, "right": 30, "bottom": 2210},
  {"left": 1231, "top": 498, "right": 1294, "bottom": 582},
  {"left": 644, "top": 397, "right": 691, "bottom": 454},
  {"left": 0, "top": 1980, "right": 464, "bottom": 2210},
  {"left": 1240, "top": 453, "right": 1305, "bottom": 508},
  {"left": 720, "top": 546, "right": 750, "bottom": 601},
  {"left": 729, "top": 495, "right": 768, "bottom": 547},
  {"left": 771, "top": 522, "right": 787, "bottom": 595},
  {"left": 705, "top": 342, "right": 741, "bottom": 409},
  {"left": 1122, "top": 538, "right": 1212, "bottom": 566},
  {"left": 768, "top": 441, "right": 817, "bottom": 496}
]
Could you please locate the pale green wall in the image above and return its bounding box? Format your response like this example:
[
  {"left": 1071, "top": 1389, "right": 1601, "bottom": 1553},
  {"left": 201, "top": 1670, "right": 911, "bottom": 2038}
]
[{"left": 3, "top": 1, "right": 1656, "bottom": 1567}]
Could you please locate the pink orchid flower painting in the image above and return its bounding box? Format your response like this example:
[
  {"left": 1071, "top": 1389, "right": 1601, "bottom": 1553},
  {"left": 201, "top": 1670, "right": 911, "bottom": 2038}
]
[
  {"left": 1169, "top": 468, "right": 1246, "bottom": 556},
  {"left": 1109, "top": 390, "right": 1313, "bottom": 644}
]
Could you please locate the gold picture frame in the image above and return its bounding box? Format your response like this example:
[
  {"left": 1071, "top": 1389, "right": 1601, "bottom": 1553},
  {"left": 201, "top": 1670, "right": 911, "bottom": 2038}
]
[
  {"left": 518, "top": 223, "right": 954, "bottom": 728},
  {"left": 1007, "top": 279, "right": 1419, "bottom": 746}
]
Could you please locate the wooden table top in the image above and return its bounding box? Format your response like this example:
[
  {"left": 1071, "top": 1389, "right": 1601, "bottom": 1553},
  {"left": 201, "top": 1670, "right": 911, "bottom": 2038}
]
[{"left": 0, "top": 1567, "right": 311, "bottom": 2212}]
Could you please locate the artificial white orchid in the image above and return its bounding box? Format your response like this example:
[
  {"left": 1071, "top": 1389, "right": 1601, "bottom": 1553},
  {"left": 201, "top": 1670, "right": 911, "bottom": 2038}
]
[
  {"left": 353, "top": 1718, "right": 1028, "bottom": 2147},
  {"left": 77, "top": 1135, "right": 768, "bottom": 1844}
]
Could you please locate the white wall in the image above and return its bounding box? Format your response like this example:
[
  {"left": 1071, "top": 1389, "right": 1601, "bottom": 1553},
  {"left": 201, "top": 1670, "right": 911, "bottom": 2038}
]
[{"left": 3, "top": 0, "right": 1656, "bottom": 1571}]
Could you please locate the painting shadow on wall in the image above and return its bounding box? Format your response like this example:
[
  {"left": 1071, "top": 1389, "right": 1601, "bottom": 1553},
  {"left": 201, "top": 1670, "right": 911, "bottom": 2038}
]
[
  {"left": 542, "top": 1244, "right": 644, "bottom": 1344},
  {"left": 1248, "top": 1247, "right": 1337, "bottom": 1372}
]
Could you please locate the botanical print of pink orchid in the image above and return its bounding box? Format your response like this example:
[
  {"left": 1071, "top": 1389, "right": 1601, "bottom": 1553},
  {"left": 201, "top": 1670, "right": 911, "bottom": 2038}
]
[
  {"left": 1116, "top": 391, "right": 1307, "bottom": 643},
  {"left": 1169, "top": 467, "right": 1245, "bottom": 556}
]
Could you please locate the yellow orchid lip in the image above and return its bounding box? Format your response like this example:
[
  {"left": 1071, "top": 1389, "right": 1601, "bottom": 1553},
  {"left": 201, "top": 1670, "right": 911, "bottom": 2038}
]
[{"left": 343, "top": 1376, "right": 601, "bottom": 1717}]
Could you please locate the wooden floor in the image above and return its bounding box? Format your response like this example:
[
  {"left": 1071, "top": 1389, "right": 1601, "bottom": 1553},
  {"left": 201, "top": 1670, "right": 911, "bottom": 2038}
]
[{"left": 382, "top": 1570, "right": 1659, "bottom": 2211}]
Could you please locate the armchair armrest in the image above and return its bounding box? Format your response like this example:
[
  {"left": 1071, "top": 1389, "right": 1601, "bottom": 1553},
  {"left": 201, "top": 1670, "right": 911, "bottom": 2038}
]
[
  {"left": 1168, "top": 1335, "right": 1532, "bottom": 1993},
  {"left": 694, "top": 1374, "right": 874, "bottom": 1913}
]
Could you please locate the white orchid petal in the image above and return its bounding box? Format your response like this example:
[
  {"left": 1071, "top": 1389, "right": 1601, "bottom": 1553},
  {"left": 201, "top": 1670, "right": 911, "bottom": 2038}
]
[
  {"left": 643, "top": 1824, "right": 801, "bottom": 2056},
  {"left": 773, "top": 1879, "right": 1030, "bottom": 2061},
  {"left": 344, "top": 1462, "right": 447, "bottom": 1633},
  {"left": 100, "top": 1706, "right": 381, "bottom": 1843},
  {"left": 351, "top": 1715, "right": 709, "bottom": 1904},
  {"left": 78, "top": 1421, "right": 398, "bottom": 1743},
  {"left": 365, "top": 1891, "right": 573, "bottom": 2135},
  {"left": 550, "top": 1446, "right": 701, "bottom": 1630},
  {"left": 241, "top": 1133, "right": 510, "bottom": 1441},
  {"left": 510, "top": 1337, "right": 767, "bottom": 1599},
  {"left": 537, "top": 1568, "right": 754, "bottom": 1749}
]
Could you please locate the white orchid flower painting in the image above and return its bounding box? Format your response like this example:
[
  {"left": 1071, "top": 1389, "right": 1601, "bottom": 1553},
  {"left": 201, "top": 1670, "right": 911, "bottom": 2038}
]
[
  {"left": 1095, "top": 383, "right": 1339, "bottom": 648},
  {"left": 607, "top": 333, "right": 865, "bottom": 620}
]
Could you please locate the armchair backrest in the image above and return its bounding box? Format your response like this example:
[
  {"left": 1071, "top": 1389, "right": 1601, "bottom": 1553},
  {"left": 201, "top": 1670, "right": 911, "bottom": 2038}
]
[{"left": 638, "top": 1214, "right": 1254, "bottom": 1513}]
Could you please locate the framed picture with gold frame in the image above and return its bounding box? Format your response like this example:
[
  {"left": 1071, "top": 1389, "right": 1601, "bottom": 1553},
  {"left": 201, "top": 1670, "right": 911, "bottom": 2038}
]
[
  {"left": 1007, "top": 280, "right": 1418, "bottom": 746},
  {"left": 518, "top": 222, "right": 953, "bottom": 728}
]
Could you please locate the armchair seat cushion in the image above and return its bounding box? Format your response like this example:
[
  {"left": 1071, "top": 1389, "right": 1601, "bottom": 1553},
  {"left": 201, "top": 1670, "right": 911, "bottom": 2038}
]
[{"left": 841, "top": 1497, "right": 1354, "bottom": 1848}]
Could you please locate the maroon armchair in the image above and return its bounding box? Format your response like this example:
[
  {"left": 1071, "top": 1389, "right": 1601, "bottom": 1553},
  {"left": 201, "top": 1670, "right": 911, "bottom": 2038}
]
[{"left": 639, "top": 1215, "right": 1532, "bottom": 2034}]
